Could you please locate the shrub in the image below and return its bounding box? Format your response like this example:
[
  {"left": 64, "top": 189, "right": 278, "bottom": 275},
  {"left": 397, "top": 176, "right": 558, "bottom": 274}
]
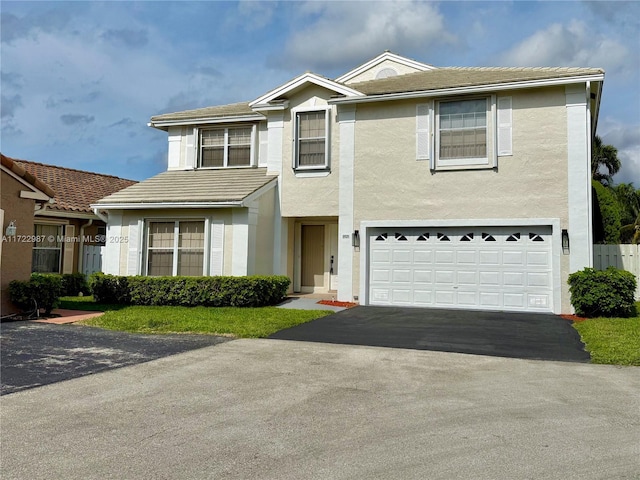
[
  {"left": 89, "top": 272, "right": 130, "bottom": 304},
  {"left": 568, "top": 267, "right": 637, "bottom": 318},
  {"left": 88, "top": 274, "right": 291, "bottom": 307},
  {"left": 592, "top": 181, "right": 622, "bottom": 244},
  {"left": 61, "top": 273, "right": 91, "bottom": 296},
  {"left": 9, "top": 273, "right": 63, "bottom": 315}
]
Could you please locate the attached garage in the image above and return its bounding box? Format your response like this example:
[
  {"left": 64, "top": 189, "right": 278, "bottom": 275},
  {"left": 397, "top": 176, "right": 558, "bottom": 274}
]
[{"left": 366, "top": 225, "right": 556, "bottom": 312}]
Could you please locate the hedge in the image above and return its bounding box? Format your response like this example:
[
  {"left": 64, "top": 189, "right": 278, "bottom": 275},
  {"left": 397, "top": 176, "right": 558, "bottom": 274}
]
[
  {"left": 60, "top": 273, "right": 91, "bottom": 297},
  {"left": 568, "top": 267, "right": 637, "bottom": 318},
  {"left": 9, "top": 273, "right": 63, "bottom": 315},
  {"left": 89, "top": 273, "right": 291, "bottom": 307}
]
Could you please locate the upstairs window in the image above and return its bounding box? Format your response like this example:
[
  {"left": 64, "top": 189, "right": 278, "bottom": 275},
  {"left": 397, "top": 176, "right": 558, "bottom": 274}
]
[
  {"left": 295, "top": 110, "right": 329, "bottom": 170},
  {"left": 438, "top": 98, "right": 488, "bottom": 164},
  {"left": 200, "top": 126, "right": 253, "bottom": 168}
]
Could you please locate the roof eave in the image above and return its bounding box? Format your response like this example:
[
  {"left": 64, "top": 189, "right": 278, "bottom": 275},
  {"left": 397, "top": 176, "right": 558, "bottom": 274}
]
[
  {"left": 329, "top": 73, "right": 606, "bottom": 105},
  {"left": 91, "top": 201, "right": 245, "bottom": 210},
  {"left": 149, "top": 113, "right": 266, "bottom": 130}
]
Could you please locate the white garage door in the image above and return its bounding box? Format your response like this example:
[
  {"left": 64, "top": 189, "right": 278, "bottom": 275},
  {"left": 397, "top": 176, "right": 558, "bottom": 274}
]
[{"left": 368, "top": 226, "right": 554, "bottom": 312}]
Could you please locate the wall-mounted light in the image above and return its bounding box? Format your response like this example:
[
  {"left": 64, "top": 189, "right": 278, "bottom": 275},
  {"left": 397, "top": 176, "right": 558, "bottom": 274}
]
[
  {"left": 562, "top": 229, "right": 570, "bottom": 254},
  {"left": 5, "top": 221, "right": 16, "bottom": 237},
  {"left": 352, "top": 230, "right": 360, "bottom": 248}
]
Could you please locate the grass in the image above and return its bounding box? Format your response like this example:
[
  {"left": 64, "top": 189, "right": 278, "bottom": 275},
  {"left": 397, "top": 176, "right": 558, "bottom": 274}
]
[
  {"left": 60, "top": 296, "right": 332, "bottom": 338},
  {"left": 572, "top": 302, "right": 640, "bottom": 366}
]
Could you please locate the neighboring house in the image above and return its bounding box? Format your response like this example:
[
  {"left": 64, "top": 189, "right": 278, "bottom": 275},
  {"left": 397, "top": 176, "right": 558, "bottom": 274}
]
[
  {"left": 1, "top": 154, "right": 55, "bottom": 315},
  {"left": 94, "top": 52, "right": 604, "bottom": 314},
  {"left": 14, "top": 160, "right": 137, "bottom": 277}
]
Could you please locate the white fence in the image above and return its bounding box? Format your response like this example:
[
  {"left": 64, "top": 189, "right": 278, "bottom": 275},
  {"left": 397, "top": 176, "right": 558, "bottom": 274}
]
[
  {"left": 593, "top": 244, "right": 640, "bottom": 300},
  {"left": 82, "top": 245, "right": 104, "bottom": 277}
]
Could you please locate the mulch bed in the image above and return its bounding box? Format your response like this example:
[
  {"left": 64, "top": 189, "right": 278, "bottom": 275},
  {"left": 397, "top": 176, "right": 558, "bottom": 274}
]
[
  {"left": 317, "top": 300, "right": 359, "bottom": 308},
  {"left": 560, "top": 314, "right": 587, "bottom": 323}
]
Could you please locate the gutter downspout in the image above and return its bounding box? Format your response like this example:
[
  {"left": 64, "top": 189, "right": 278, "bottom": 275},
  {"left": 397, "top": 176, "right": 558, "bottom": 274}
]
[
  {"left": 78, "top": 219, "right": 93, "bottom": 276},
  {"left": 92, "top": 207, "right": 108, "bottom": 223}
]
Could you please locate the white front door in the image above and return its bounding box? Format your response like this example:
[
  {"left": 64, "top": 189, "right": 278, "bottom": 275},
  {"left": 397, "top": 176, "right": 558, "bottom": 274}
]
[{"left": 368, "top": 226, "right": 554, "bottom": 312}]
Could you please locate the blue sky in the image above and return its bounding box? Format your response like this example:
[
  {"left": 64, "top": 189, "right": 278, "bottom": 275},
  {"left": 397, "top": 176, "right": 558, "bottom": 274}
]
[{"left": 2, "top": 1, "right": 639, "bottom": 184}]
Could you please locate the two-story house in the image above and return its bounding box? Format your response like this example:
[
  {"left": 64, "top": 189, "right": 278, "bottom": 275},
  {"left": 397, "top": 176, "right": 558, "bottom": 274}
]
[{"left": 94, "top": 52, "right": 604, "bottom": 314}]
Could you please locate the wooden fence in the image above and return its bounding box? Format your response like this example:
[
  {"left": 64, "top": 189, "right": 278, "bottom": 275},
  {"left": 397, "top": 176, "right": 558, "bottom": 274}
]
[{"left": 593, "top": 244, "right": 640, "bottom": 300}]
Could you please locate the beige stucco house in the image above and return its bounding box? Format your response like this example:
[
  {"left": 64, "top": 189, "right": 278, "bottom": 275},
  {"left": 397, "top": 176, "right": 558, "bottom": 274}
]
[{"left": 94, "top": 52, "right": 604, "bottom": 314}]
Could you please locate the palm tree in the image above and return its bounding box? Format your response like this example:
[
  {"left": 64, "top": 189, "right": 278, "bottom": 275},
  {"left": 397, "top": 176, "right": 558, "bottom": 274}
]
[{"left": 592, "top": 135, "right": 621, "bottom": 186}]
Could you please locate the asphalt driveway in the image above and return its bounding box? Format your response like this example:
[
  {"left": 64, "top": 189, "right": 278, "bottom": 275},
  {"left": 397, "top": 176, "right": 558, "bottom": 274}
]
[
  {"left": 270, "top": 306, "right": 590, "bottom": 362},
  {"left": 0, "top": 321, "right": 229, "bottom": 395}
]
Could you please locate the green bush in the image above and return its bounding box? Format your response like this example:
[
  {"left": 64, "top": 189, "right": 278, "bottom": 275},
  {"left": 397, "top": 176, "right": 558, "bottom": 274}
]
[
  {"left": 8, "top": 273, "right": 63, "bottom": 315},
  {"left": 568, "top": 267, "right": 637, "bottom": 318},
  {"left": 89, "top": 272, "right": 130, "bottom": 304},
  {"left": 592, "top": 181, "right": 622, "bottom": 244},
  {"left": 88, "top": 274, "right": 291, "bottom": 307},
  {"left": 60, "top": 273, "right": 91, "bottom": 296}
]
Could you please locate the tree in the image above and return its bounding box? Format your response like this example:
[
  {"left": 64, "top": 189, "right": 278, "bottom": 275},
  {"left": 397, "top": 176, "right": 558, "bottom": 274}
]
[
  {"left": 613, "top": 183, "right": 640, "bottom": 244},
  {"left": 592, "top": 181, "right": 622, "bottom": 244},
  {"left": 592, "top": 135, "right": 621, "bottom": 186}
]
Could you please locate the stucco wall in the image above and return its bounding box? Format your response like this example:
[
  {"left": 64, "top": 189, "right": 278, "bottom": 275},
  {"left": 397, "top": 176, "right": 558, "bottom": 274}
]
[
  {"left": 350, "top": 86, "right": 573, "bottom": 311},
  {"left": 118, "top": 208, "right": 236, "bottom": 276},
  {"left": 1, "top": 172, "right": 37, "bottom": 315},
  {"left": 279, "top": 85, "right": 340, "bottom": 217},
  {"left": 254, "top": 188, "right": 276, "bottom": 275}
]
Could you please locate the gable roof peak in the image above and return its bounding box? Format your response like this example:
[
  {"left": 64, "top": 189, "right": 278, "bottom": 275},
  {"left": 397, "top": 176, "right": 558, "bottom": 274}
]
[{"left": 336, "top": 51, "right": 436, "bottom": 84}]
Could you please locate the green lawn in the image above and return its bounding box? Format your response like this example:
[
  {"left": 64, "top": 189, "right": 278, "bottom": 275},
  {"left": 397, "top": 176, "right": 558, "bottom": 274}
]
[
  {"left": 60, "top": 296, "right": 332, "bottom": 338},
  {"left": 572, "top": 302, "right": 640, "bottom": 366}
]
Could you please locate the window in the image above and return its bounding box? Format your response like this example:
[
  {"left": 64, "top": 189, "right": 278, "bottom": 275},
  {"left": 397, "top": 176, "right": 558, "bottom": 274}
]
[
  {"left": 295, "top": 110, "right": 329, "bottom": 169},
  {"left": 200, "top": 126, "right": 253, "bottom": 168},
  {"left": 146, "top": 221, "right": 205, "bottom": 276},
  {"left": 438, "top": 98, "right": 487, "bottom": 163},
  {"left": 32, "top": 224, "right": 62, "bottom": 273}
]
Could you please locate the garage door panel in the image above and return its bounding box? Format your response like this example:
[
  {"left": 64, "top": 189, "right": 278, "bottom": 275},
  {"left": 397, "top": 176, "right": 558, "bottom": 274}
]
[
  {"left": 392, "top": 269, "right": 411, "bottom": 283},
  {"left": 413, "top": 250, "right": 433, "bottom": 263},
  {"left": 456, "top": 250, "right": 477, "bottom": 264},
  {"left": 457, "top": 270, "right": 477, "bottom": 284},
  {"left": 479, "top": 250, "right": 500, "bottom": 265},
  {"left": 413, "top": 290, "right": 433, "bottom": 304},
  {"left": 503, "top": 271, "right": 525, "bottom": 287},
  {"left": 371, "top": 268, "right": 390, "bottom": 282},
  {"left": 392, "top": 250, "right": 412, "bottom": 263},
  {"left": 527, "top": 251, "right": 550, "bottom": 266},
  {"left": 527, "top": 272, "right": 551, "bottom": 287},
  {"left": 479, "top": 271, "right": 500, "bottom": 286},
  {"left": 371, "top": 249, "right": 391, "bottom": 263},
  {"left": 435, "top": 270, "right": 455, "bottom": 284},
  {"left": 391, "top": 289, "right": 411, "bottom": 303},
  {"left": 368, "top": 226, "right": 553, "bottom": 312},
  {"left": 435, "top": 250, "right": 455, "bottom": 264}
]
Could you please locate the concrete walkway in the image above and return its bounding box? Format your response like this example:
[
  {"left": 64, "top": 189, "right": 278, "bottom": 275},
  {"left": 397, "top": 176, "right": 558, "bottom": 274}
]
[{"left": 2, "top": 339, "right": 638, "bottom": 480}]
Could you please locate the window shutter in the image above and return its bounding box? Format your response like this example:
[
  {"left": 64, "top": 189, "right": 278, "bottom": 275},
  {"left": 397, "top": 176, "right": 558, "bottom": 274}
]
[
  {"left": 127, "top": 219, "right": 140, "bottom": 275},
  {"left": 416, "top": 104, "right": 430, "bottom": 161},
  {"left": 497, "top": 97, "right": 512, "bottom": 156},
  {"left": 185, "top": 127, "right": 197, "bottom": 168},
  {"left": 210, "top": 220, "right": 224, "bottom": 276},
  {"left": 62, "top": 225, "right": 75, "bottom": 274}
]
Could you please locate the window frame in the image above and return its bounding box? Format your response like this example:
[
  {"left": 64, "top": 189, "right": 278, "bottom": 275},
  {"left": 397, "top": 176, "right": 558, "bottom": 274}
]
[
  {"left": 198, "top": 124, "right": 256, "bottom": 169},
  {"left": 144, "top": 219, "right": 207, "bottom": 277},
  {"left": 435, "top": 96, "right": 491, "bottom": 168},
  {"left": 293, "top": 106, "right": 331, "bottom": 171},
  {"left": 32, "top": 223, "right": 63, "bottom": 274}
]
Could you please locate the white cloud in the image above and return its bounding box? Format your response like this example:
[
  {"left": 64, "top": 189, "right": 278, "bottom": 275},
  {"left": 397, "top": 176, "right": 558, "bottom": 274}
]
[
  {"left": 599, "top": 117, "right": 640, "bottom": 186},
  {"left": 272, "top": 0, "right": 456, "bottom": 72},
  {"left": 497, "top": 20, "right": 633, "bottom": 75}
]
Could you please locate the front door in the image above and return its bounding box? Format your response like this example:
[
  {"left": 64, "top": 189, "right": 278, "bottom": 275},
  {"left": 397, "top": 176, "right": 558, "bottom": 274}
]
[{"left": 301, "top": 225, "right": 325, "bottom": 292}]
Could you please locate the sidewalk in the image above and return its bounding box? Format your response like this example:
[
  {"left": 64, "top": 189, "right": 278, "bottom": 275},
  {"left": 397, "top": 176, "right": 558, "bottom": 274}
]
[{"left": 32, "top": 309, "right": 104, "bottom": 325}]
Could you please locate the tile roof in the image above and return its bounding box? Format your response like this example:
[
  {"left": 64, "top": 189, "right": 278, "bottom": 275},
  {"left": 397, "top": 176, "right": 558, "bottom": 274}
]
[
  {"left": 95, "top": 168, "right": 277, "bottom": 206},
  {"left": 348, "top": 67, "right": 605, "bottom": 96},
  {"left": 150, "top": 102, "right": 259, "bottom": 123},
  {"left": 1, "top": 153, "right": 55, "bottom": 198},
  {"left": 16, "top": 159, "right": 137, "bottom": 214}
]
